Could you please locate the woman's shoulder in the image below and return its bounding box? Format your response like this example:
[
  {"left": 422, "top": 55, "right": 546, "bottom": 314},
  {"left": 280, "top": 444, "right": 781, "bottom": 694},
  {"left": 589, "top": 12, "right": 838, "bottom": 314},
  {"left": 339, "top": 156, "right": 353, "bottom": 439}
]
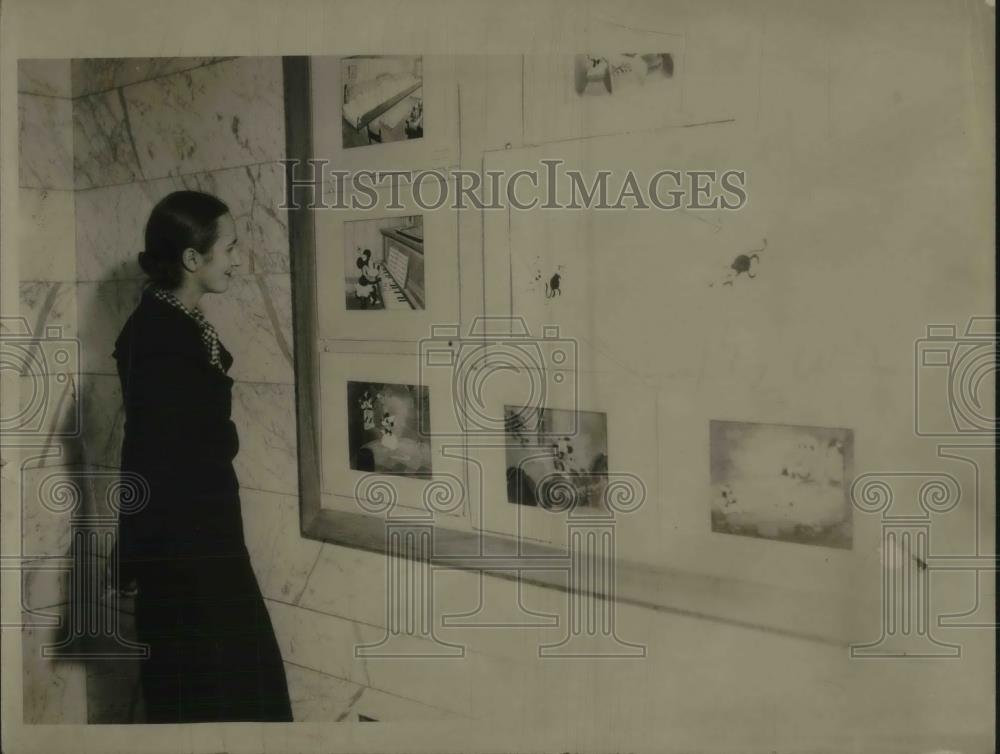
[{"left": 113, "top": 287, "right": 203, "bottom": 361}]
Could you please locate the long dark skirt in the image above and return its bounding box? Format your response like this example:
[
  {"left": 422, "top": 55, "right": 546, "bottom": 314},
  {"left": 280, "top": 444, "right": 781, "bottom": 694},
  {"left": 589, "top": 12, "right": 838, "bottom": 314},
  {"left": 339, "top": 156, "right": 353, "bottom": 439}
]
[{"left": 132, "top": 553, "right": 293, "bottom": 723}]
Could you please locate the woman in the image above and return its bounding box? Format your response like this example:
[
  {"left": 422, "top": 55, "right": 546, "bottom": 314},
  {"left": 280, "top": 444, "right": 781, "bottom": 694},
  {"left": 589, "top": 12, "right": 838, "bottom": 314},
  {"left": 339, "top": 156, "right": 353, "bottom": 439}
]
[{"left": 112, "top": 190, "right": 293, "bottom": 723}]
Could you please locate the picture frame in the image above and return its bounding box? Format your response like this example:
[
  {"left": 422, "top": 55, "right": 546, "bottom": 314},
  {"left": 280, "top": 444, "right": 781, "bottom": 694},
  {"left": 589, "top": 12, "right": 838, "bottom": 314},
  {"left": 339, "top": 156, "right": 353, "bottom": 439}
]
[
  {"left": 310, "top": 54, "right": 460, "bottom": 175},
  {"left": 318, "top": 349, "right": 470, "bottom": 521},
  {"left": 314, "top": 178, "right": 461, "bottom": 347},
  {"left": 468, "top": 366, "right": 660, "bottom": 559},
  {"left": 286, "top": 57, "right": 880, "bottom": 646}
]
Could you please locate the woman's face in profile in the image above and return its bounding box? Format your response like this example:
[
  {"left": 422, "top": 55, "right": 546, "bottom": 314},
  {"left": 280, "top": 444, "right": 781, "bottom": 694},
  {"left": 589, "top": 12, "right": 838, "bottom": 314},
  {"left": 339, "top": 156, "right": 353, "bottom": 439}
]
[{"left": 198, "top": 212, "right": 241, "bottom": 294}]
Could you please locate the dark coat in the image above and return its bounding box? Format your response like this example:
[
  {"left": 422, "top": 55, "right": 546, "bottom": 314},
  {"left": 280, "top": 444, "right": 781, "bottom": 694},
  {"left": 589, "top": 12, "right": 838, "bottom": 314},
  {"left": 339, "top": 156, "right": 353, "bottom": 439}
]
[
  {"left": 111, "top": 284, "right": 293, "bottom": 723},
  {"left": 112, "top": 285, "right": 244, "bottom": 572}
]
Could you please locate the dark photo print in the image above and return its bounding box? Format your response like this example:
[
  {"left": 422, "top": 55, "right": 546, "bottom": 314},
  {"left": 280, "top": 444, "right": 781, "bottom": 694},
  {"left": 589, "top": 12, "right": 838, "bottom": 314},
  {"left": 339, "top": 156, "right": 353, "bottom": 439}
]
[
  {"left": 504, "top": 405, "right": 609, "bottom": 510},
  {"left": 347, "top": 380, "right": 432, "bottom": 477},
  {"left": 341, "top": 55, "right": 423, "bottom": 148},
  {"left": 343, "top": 215, "right": 425, "bottom": 310}
]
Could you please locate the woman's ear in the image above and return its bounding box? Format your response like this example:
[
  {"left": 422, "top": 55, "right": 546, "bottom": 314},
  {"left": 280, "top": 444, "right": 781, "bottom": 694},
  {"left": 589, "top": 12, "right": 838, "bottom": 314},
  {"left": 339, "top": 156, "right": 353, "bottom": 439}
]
[{"left": 180, "top": 247, "right": 201, "bottom": 272}]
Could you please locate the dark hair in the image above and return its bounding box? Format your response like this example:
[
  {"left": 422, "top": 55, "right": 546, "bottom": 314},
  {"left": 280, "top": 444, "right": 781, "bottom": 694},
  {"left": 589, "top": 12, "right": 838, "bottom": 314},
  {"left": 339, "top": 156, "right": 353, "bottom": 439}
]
[{"left": 139, "top": 191, "right": 230, "bottom": 289}]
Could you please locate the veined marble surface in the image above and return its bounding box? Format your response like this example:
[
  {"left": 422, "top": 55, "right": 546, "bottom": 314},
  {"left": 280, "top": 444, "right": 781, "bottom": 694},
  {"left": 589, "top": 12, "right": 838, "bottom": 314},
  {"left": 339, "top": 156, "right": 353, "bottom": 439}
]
[
  {"left": 75, "top": 161, "right": 290, "bottom": 282},
  {"left": 71, "top": 57, "right": 234, "bottom": 98},
  {"left": 199, "top": 273, "right": 294, "bottom": 384},
  {"left": 21, "top": 559, "right": 70, "bottom": 612},
  {"left": 18, "top": 463, "right": 82, "bottom": 560},
  {"left": 267, "top": 599, "right": 475, "bottom": 716},
  {"left": 297, "top": 542, "right": 570, "bottom": 665},
  {"left": 18, "top": 59, "right": 72, "bottom": 98},
  {"left": 287, "top": 663, "right": 462, "bottom": 722},
  {"left": 21, "top": 613, "right": 88, "bottom": 724},
  {"left": 14, "top": 374, "right": 81, "bottom": 469},
  {"left": 231, "top": 381, "right": 298, "bottom": 496},
  {"left": 71, "top": 90, "right": 143, "bottom": 188},
  {"left": 240, "top": 488, "right": 322, "bottom": 605},
  {"left": 73, "top": 57, "right": 284, "bottom": 190},
  {"left": 18, "top": 280, "right": 77, "bottom": 350},
  {"left": 19, "top": 188, "right": 76, "bottom": 283},
  {"left": 19, "top": 94, "right": 74, "bottom": 190},
  {"left": 18, "top": 463, "right": 125, "bottom": 563}
]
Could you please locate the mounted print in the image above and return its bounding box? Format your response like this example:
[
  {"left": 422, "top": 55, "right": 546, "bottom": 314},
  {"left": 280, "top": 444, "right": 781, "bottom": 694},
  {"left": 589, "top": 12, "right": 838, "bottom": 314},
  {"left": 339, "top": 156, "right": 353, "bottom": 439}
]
[
  {"left": 504, "top": 405, "right": 609, "bottom": 510},
  {"left": 341, "top": 55, "right": 423, "bottom": 148},
  {"left": 573, "top": 53, "right": 674, "bottom": 97},
  {"left": 346, "top": 380, "right": 432, "bottom": 478},
  {"left": 317, "top": 350, "right": 468, "bottom": 518},
  {"left": 709, "top": 420, "right": 854, "bottom": 549},
  {"left": 313, "top": 178, "right": 459, "bottom": 343},
  {"left": 343, "top": 215, "right": 425, "bottom": 311},
  {"left": 523, "top": 45, "right": 684, "bottom": 144}
]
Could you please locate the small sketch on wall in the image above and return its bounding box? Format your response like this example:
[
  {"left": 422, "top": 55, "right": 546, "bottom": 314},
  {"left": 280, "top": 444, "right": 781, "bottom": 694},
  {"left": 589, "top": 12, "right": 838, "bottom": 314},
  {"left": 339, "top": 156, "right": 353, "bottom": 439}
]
[
  {"left": 342, "top": 55, "right": 423, "bottom": 148},
  {"left": 709, "top": 238, "right": 767, "bottom": 288},
  {"left": 574, "top": 54, "right": 674, "bottom": 96},
  {"left": 505, "top": 405, "right": 609, "bottom": 510},
  {"left": 709, "top": 419, "right": 854, "bottom": 549},
  {"left": 529, "top": 262, "right": 565, "bottom": 300},
  {"left": 347, "top": 380, "right": 432, "bottom": 477},
  {"left": 344, "top": 216, "right": 425, "bottom": 310},
  {"left": 545, "top": 271, "right": 562, "bottom": 297}
]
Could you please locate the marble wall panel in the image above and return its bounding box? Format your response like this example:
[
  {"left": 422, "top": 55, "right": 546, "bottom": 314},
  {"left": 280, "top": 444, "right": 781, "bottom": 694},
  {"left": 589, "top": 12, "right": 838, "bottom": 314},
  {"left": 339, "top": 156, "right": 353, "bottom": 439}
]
[
  {"left": 239, "top": 488, "right": 322, "bottom": 604},
  {"left": 71, "top": 57, "right": 235, "bottom": 98},
  {"left": 21, "top": 613, "right": 89, "bottom": 724},
  {"left": 231, "top": 381, "right": 298, "bottom": 495},
  {"left": 18, "top": 94, "right": 74, "bottom": 190},
  {"left": 199, "top": 273, "right": 294, "bottom": 384},
  {"left": 74, "top": 161, "right": 290, "bottom": 282},
  {"left": 73, "top": 57, "right": 284, "bottom": 190},
  {"left": 18, "top": 59, "right": 72, "bottom": 97},
  {"left": 19, "top": 188, "right": 76, "bottom": 283}
]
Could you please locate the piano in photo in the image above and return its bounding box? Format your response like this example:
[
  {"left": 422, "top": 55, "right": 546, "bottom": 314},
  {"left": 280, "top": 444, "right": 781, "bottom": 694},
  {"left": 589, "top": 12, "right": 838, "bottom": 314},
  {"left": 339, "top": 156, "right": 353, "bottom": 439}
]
[{"left": 378, "top": 222, "right": 425, "bottom": 310}]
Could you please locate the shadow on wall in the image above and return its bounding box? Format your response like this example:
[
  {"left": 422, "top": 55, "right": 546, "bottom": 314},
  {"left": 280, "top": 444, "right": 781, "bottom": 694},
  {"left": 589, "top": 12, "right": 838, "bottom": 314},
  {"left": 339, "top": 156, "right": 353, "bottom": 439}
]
[{"left": 21, "top": 279, "right": 148, "bottom": 723}]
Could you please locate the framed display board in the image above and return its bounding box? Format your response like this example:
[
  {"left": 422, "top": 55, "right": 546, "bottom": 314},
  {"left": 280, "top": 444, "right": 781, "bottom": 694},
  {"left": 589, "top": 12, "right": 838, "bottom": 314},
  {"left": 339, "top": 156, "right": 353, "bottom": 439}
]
[{"left": 284, "top": 56, "right": 915, "bottom": 648}]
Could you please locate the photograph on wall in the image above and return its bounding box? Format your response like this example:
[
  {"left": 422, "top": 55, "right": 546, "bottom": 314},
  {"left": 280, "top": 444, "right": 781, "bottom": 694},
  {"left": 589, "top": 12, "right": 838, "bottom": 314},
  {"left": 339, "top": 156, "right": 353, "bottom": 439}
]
[
  {"left": 343, "top": 215, "right": 425, "bottom": 310},
  {"left": 504, "top": 405, "right": 609, "bottom": 510},
  {"left": 709, "top": 420, "right": 854, "bottom": 549},
  {"left": 342, "top": 55, "right": 423, "bottom": 148},
  {"left": 347, "top": 380, "right": 432, "bottom": 477},
  {"left": 523, "top": 47, "right": 682, "bottom": 144},
  {"left": 573, "top": 53, "right": 674, "bottom": 97}
]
